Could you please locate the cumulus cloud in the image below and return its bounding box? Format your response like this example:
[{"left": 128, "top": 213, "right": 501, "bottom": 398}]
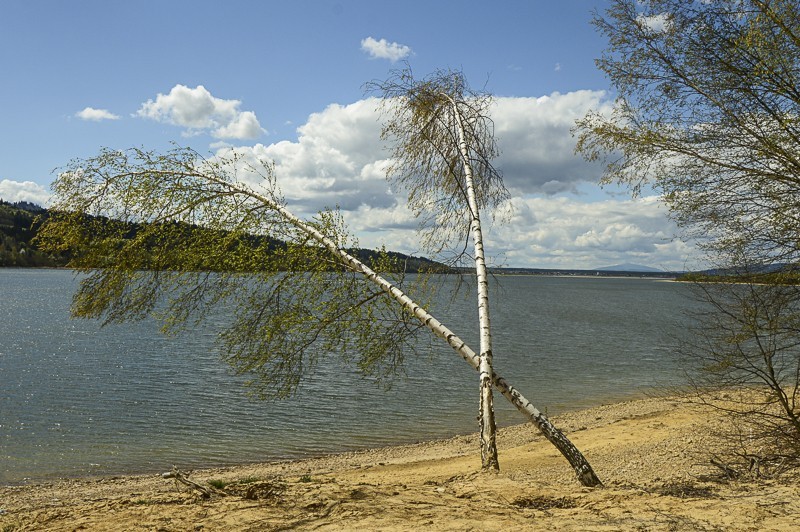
[
  {"left": 206, "top": 91, "right": 695, "bottom": 269},
  {"left": 360, "top": 37, "right": 412, "bottom": 62},
  {"left": 0, "top": 179, "right": 51, "bottom": 206},
  {"left": 137, "top": 84, "right": 265, "bottom": 139},
  {"left": 76, "top": 107, "right": 120, "bottom": 121},
  {"left": 347, "top": 195, "right": 694, "bottom": 271},
  {"left": 492, "top": 90, "right": 613, "bottom": 194},
  {"left": 483, "top": 195, "right": 693, "bottom": 270},
  {"left": 213, "top": 98, "right": 392, "bottom": 214},
  {"left": 209, "top": 91, "right": 611, "bottom": 212}
]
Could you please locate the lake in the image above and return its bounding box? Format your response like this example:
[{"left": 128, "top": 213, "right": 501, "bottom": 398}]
[{"left": 1, "top": 269, "right": 696, "bottom": 484}]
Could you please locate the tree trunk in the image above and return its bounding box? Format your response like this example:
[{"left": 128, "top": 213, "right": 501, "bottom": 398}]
[
  {"left": 449, "top": 98, "right": 500, "bottom": 471},
  {"left": 491, "top": 373, "right": 602, "bottom": 487}
]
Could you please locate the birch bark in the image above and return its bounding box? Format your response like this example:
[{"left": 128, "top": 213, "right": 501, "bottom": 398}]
[{"left": 446, "top": 96, "right": 499, "bottom": 470}]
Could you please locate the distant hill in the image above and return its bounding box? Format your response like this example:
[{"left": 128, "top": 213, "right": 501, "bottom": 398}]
[
  {"left": 593, "top": 263, "right": 665, "bottom": 273},
  {"left": 0, "top": 200, "right": 64, "bottom": 267},
  {"left": 0, "top": 201, "right": 447, "bottom": 273}
]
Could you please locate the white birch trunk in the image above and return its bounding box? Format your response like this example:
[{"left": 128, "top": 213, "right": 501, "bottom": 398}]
[
  {"left": 448, "top": 98, "right": 499, "bottom": 471},
  {"left": 212, "top": 177, "right": 602, "bottom": 486}
]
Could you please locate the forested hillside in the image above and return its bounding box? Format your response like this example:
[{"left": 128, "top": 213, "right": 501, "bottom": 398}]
[
  {"left": 0, "top": 200, "right": 64, "bottom": 267},
  {"left": 0, "top": 200, "right": 444, "bottom": 272}
]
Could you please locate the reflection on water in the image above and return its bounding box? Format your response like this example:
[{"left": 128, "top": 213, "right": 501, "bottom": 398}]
[{"left": 0, "top": 269, "right": 696, "bottom": 483}]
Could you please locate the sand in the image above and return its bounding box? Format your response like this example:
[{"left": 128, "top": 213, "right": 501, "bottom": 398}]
[{"left": 2, "top": 395, "right": 799, "bottom": 531}]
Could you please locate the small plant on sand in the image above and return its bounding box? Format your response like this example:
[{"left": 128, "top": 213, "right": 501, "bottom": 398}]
[{"left": 207, "top": 479, "right": 230, "bottom": 490}]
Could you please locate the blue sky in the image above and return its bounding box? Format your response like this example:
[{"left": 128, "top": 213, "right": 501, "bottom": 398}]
[{"left": 0, "top": 0, "right": 698, "bottom": 270}]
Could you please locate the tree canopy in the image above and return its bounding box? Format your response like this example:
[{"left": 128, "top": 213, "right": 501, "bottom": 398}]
[
  {"left": 36, "top": 147, "right": 427, "bottom": 399},
  {"left": 576, "top": 0, "right": 800, "bottom": 268},
  {"left": 576, "top": 0, "right": 800, "bottom": 468},
  {"left": 367, "top": 67, "right": 508, "bottom": 259}
]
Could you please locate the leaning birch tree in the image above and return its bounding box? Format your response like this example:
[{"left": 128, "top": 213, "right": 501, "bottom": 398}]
[
  {"left": 367, "top": 67, "right": 507, "bottom": 470},
  {"left": 37, "top": 149, "right": 601, "bottom": 486}
]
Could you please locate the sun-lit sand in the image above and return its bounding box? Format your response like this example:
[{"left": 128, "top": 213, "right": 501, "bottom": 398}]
[{"left": 2, "top": 395, "right": 798, "bottom": 531}]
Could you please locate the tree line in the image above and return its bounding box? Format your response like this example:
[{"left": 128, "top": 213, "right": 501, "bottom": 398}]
[
  {"left": 0, "top": 200, "right": 62, "bottom": 267},
  {"left": 0, "top": 199, "right": 446, "bottom": 273}
]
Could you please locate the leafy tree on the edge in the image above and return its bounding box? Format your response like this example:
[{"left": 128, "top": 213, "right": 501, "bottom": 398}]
[{"left": 576, "top": 0, "right": 800, "bottom": 471}]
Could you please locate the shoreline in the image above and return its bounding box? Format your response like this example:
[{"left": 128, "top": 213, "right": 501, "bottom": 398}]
[
  {"left": 3, "top": 394, "right": 799, "bottom": 531},
  {"left": 2, "top": 389, "right": 654, "bottom": 488}
]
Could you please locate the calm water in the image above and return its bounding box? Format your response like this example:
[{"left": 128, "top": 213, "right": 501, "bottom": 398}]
[{"left": 1, "top": 269, "right": 696, "bottom": 484}]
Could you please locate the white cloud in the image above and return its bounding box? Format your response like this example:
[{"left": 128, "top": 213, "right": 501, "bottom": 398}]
[
  {"left": 347, "top": 195, "right": 696, "bottom": 271},
  {"left": 0, "top": 179, "right": 51, "bottom": 206},
  {"left": 137, "top": 84, "right": 265, "bottom": 139},
  {"left": 209, "top": 141, "right": 233, "bottom": 151},
  {"left": 492, "top": 90, "right": 613, "bottom": 194},
  {"left": 207, "top": 92, "right": 697, "bottom": 269},
  {"left": 360, "top": 36, "right": 412, "bottom": 62},
  {"left": 214, "top": 98, "right": 391, "bottom": 214},
  {"left": 76, "top": 107, "right": 120, "bottom": 121},
  {"left": 637, "top": 12, "right": 671, "bottom": 33},
  {"left": 483, "top": 195, "right": 694, "bottom": 270},
  {"left": 212, "top": 111, "right": 262, "bottom": 139}
]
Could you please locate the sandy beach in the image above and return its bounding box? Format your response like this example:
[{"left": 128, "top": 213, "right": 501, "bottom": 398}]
[{"left": 2, "top": 395, "right": 798, "bottom": 531}]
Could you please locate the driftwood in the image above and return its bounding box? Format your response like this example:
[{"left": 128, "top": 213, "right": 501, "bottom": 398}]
[
  {"left": 161, "top": 467, "right": 286, "bottom": 501},
  {"left": 709, "top": 457, "right": 740, "bottom": 480},
  {"left": 162, "top": 467, "right": 214, "bottom": 499}
]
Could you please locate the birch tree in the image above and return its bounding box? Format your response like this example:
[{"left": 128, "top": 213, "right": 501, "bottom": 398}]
[
  {"left": 367, "top": 67, "right": 508, "bottom": 470},
  {"left": 37, "top": 145, "right": 602, "bottom": 486}
]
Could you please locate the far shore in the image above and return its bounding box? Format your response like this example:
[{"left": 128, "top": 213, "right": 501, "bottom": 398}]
[{"left": 2, "top": 394, "right": 798, "bottom": 531}]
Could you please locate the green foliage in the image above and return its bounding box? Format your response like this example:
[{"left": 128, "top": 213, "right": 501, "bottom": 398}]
[
  {"left": 0, "top": 201, "right": 64, "bottom": 267},
  {"left": 366, "top": 66, "right": 509, "bottom": 260},
  {"left": 576, "top": 0, "right": 800, "bottom": 267},
  {"left": 37, "top": 146, "right": 432, "bottom": 399},
  {"left": 218, "top": 248, "right": 425, "bottom": 399},
  {"left": 579, "top": 0, "right": 800, "bottom": 462}
]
